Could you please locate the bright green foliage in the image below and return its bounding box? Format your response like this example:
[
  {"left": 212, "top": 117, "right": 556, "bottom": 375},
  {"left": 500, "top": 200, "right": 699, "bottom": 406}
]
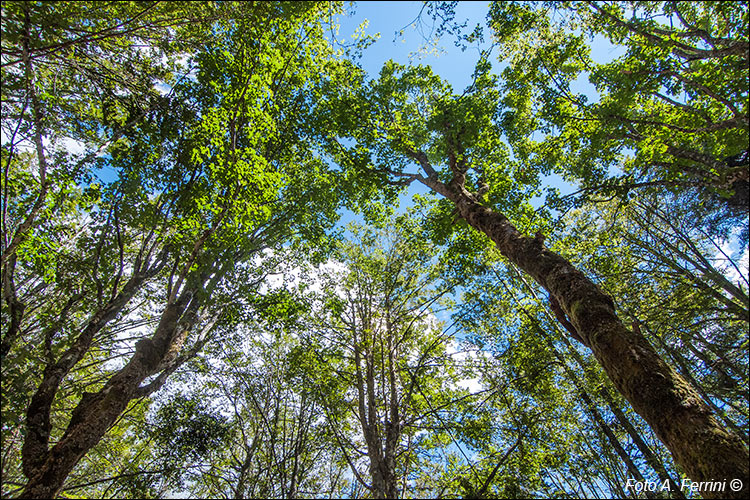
[
  {"left": 316, "top": 54, "right": 552, "bottom": 268},
  {"left": 2, "top": 2, "right": 348, "bottom": 497},
  {"left": 290, "top": 217, "right": 494, "bottom": 498},
  {"left": 1, "top": 1, "right": 249, "bottom": 282},
  {"left": 2, "top": 2, "right": 748, "bottom": 498},
  {"left": 490, "top": 1, "right": 749, "bottom": 212},
  {"left": 455, "top": 257, "right": 688, "bottom": 498}
]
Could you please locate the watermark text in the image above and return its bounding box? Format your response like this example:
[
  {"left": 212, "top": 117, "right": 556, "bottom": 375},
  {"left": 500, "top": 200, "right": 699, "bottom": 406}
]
[{"left": 624, "top": 478, "right": 743, "bottom": 494}]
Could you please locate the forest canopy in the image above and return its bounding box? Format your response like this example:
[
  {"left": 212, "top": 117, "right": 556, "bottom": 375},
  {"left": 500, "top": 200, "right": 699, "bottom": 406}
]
[{"left": 1, "top": 1, "right": 748, "bottom": 499}]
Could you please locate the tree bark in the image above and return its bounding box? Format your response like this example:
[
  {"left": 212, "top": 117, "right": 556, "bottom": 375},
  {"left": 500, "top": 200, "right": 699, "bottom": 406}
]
[
  {"left": 418, "top": 173, "right": 749, "bottom": 498},
  {"left": 510, "top": 266, "right": 687, "bottom": 498},
  {"left": 19, "top": 289, "right": 198, "bottom": 498},
  {"left": 646, "top": 321, "right": 749, "bottom": 446},
  {"left": 529, "top": 310, "right": 657, "bottom": 498},
  {"left": 1, "top": 254, "right": 25, "bottom": 359},
  {"left": 21, "top": 272, "right": 149, "bottom": 479}
]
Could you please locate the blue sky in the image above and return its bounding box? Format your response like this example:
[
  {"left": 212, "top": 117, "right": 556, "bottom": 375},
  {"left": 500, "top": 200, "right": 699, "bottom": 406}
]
[
  {"left": 327, "top": 1, "right": 494, "bottom": 341},
  {"left": 329, "top": 1, "right": 552, "bottom": 228},
  {"left": 87, "top": 1, "right": 630, "bottom": 228},
  {"left": 330, "top": 2, "right": 749, "bottom": 283},
  {"left": 336, "top": 1, "right": 492, "bottom": 90}
]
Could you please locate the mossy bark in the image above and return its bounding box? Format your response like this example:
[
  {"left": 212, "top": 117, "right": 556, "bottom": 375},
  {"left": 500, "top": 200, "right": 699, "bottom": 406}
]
[{"left": 432, "top": 180, "right": 749, "bottom": 498}]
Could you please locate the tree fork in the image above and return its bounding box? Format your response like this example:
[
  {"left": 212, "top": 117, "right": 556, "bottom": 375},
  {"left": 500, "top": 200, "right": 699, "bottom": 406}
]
[{"left": 18, "top": 291, "right": 197, "bottom": 498}]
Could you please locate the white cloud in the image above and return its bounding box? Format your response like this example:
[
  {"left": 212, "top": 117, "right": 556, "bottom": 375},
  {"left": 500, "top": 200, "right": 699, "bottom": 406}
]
[
  {"left": 714, "top": 229, "right": 749, "bottom": 287},
  {"left": 445, "top": 339, "right": 485, "bottom": 394},
  {"left": 57, "top": 137, "right": 87, "bottom": 156}
]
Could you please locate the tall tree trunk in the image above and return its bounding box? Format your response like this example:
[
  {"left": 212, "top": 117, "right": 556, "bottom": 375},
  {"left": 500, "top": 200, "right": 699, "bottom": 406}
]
[
  {"left": 642, "top": 318, "right": 750, "bottom": 445},
  {"left": 531, "top": 311, "right": 657, "bottom": 498},
  {"left": 364, "top": 351, "right": 389, "bottom": 499},
  {"left": 579, "top": 381, "right": 655, "bottom": 498},
  {"left": 562, "top": 332, "right": 685, "bottom": 497},
  {"left": 418, "top": 171, "right": 749, "bottom": 498},
  {"left": 21, "top": 272, "right": 150, "bottom": 479},
  {"left": 384, "top": 311, "right": 400, "bottom": 499},
  {"left": 19, "top": 290, "right": 198, "bottom": 498},
  {"left": 1, "top": 254, "right": 25, "bottom": 359},
  {"left": 510, "top": 268, "right": 686, "bottom": 498}
]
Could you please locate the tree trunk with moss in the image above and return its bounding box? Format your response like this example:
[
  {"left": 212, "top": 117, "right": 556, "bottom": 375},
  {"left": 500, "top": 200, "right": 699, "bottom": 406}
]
[{"left": 413, "top": 166, "right": 749, "bottom": 499}]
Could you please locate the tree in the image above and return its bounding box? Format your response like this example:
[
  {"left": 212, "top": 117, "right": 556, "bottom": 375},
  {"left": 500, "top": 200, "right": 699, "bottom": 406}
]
[
  {"left": 2, "top": 2, "right": 748, "bottom": 498},
  {"left": 321, "top": 52, "right": 748, "bottom": 496},
  {"left": 1, "top": 1, "right": 262, "bottom": 358},
  {"left": 555, "top": 191, "right": 748, "bottom": 442},
  {"left": 293, "top": 219, "right": 477, "bottom": 499},
  {"left": 459, "top": 255, "right": 692, "bottom": 498},
  {"left": 2, "top": 2, "right": 346, "bottom": 497},
  {"left": 148, "top": 311, "right": 351, "bottom": 499}
]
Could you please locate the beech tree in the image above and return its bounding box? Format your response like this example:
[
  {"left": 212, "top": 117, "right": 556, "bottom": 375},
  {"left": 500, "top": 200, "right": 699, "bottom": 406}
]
[
  {"left": 148, "top": 325, "right": 349, "bottom": 499},
  {"left": 556, "top": 192, "right": 748, "bottom": 442},
  {"left": 294, "top": 220, "right": 468, "bottom": 498},
  {"left": 2, "top": 2, "right": 346, "bottom": 497},
  {"left": 491, "top": 1, "right": 749, "bottom": 214},
  {"left": 320, "top": 49, "right": 748, "bottom": 498}
]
